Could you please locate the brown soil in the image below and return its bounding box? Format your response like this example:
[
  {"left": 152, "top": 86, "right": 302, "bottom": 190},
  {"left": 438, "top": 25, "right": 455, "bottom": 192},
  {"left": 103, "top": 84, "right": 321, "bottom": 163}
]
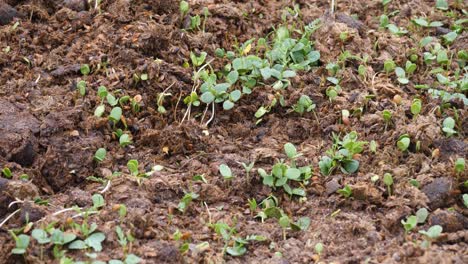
[{"left": 0, "top": 0, "right": 467, "bottom": 263}]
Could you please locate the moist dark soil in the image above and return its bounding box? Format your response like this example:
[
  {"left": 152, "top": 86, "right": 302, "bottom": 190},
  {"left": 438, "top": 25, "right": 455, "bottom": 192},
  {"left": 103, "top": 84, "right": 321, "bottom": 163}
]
[{"left": 0, "top": 0, "right": 467, "bottom": 263}]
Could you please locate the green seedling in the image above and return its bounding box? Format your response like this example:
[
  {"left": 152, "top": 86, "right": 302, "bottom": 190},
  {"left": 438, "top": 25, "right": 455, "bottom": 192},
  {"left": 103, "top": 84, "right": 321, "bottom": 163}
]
[
  {"left": 337, "top": 185, "right": 352, "bottom": 198},
  {"left": 387, "top": 24, "right": 408, "bottom": 36},
  {"left": 241, "top": 161, "right": 255, "bottom": 182},
  {"left": 383, "top": 173, "right": 393, "bottom": 196},
  {"left": 178, "top": 192, "right": 199, "bottom": 213},
  {"left": 419, "top": 225, "right": 442, "bottom": 248},
  {"left": 401, "top": 215, "right": 417, "bottom": 233},
  {"left": 179, "top": 1, "right": 189, "bottom": 18},
  {"left": 92, "top": 194, "right": 105, "bottom": 209},
  {"left": 190, "top": 52, "right": 207, "bottom": 68},
  {"left": 411, "top": 98, "right": 422, "bottom": 116},
  {"left": 193, "top": 174, "right": 208, "bottom": 183},
  {"left": 379, "top": 14, "right": 389, "bottom": 28},
  {"left": 409, "top": 179, "right": 420, "bottom": 188},
  {"left": 68, "top": 231, "right": 106, "bottom": 252},
  {"left": 119, "top": 133, "right": 132, "bottom": 147},
  {"left": 219, "top": 164, "right": 233, "bottom": 180},
  {"left": 442, "top": 117, "right": 457, "bottom": 137},
  {"left": 259, "top": 143, "right": 311, "bottom": 197},
  {"left": 2, "top": 167, "right": 12, "bottom": 178},
  {"left": 315, "top": 242, "right": 324, "bottom": 259},
  {"left": 384, "top": 59, "right": 396, "bottom": 74},
  {"left": 436, "top": 0, "right": 448, "bottom": 10},
  {"left": 454, "top": 158, "right": 465, "bottom": 175},
  {"left": 397, "top": 134, "right": 410, "bottom": 152},
  {"left": 94, "top": 148, "right": 106, "bottom": 163},
  {"left": 80, "top": 64, "right": 90, "bottom": 75},
  {"left": 395, "top": 67, "right": 409, "bottom": 84},
  {"left": 10, "top": 232, "right": 30, "bottom": 254},
  {"left": 248, "top": 198, "right": 257, "bottom": 212},
  {"left": 77, "top": 80, "right": 86, "bottom": 96},
  {"left": 293, "top": 95, "right": 316, "bottom": 115},
  {"left": 109, "top": 107, "right": 122, "bottom": 124},
  {"left": 416, "top": 208, "right": 429, "bottom": 224},
  {"left": 382, "top": 109, "right": 392, "bottom": 129},
  {"left": 127, "top": 160, "right": 139, "bottom": 176},
  {"left": 319, "top": 131, "right": 366, "bottom": 176},
  {"left": 411, "top": 17, "right": 443, "bottom": 28},
  {"left": 463, "top": 194, "right": 468, "bottom": 208},
  {"left": 369, "top": 140, "right": 377, "bottom": 153}
]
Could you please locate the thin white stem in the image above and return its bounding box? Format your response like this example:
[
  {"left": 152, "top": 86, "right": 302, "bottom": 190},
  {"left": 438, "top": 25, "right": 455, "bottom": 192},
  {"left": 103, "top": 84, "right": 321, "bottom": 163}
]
[
  {"left": 52, "top": 207, "right": 81, "bottom": 216},
  {"left": 331, "top": 0, "right": 335, "bottom": 14},
  {"left": 205, "top": 103, "right": 215, "bottom": 126},
  {"left": 8, "top": 199, "right": 24, "bottom": 208},
  {"left": 0, "top": 209, "right": 21, "bottom": 228},
  {"left": 100, "top": 180, "right": 111, "bottom": 193}
]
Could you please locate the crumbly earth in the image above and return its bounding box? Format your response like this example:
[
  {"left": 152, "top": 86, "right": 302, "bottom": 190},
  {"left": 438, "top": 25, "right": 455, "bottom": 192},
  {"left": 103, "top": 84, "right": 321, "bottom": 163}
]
[{"left": 0, "top": 0, "right": 466, "bottom": 263}]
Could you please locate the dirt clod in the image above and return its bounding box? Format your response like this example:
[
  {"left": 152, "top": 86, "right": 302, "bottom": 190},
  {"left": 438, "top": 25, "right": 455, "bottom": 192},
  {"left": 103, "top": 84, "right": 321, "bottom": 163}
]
[{"left": 421, "top": 178, "right": 455, "bottom": 210}]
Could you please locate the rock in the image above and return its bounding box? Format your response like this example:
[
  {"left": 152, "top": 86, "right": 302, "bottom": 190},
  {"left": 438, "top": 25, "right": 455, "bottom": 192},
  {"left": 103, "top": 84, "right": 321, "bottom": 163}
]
[
  {"left": 0, "top": 3, "right": 18, "bottom": 26},
  {"left": 63, "top": 0, "right": 88, "bottom": 12},
  {"left": 433, "top": 138, "right": 467, "bottom": 161},
  {"left": 352, "top": 183, "right": 382, "bottom": 203},
  {"left": 68, "top": 188, "right": 92, "bottom": 207},
  {"left": 20, "top": 202, "right": 45, "bottom": 223},
  {"left": 429, "top": 209, "right": 467, "bottom": 233},
  {"left": 325, "top": 178, "right": 341, "bottom": 196},
  {"left": 0, "top": 99, "right": 40, "bottom": 167},
  {"left": 421, "top": 178, "right": 454, "bottom": 209}
]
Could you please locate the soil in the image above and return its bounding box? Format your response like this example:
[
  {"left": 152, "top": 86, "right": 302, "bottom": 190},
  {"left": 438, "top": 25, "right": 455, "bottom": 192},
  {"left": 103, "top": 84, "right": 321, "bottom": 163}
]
[{"left": 0, "top": 0, "right": 467, "bottom": 263}]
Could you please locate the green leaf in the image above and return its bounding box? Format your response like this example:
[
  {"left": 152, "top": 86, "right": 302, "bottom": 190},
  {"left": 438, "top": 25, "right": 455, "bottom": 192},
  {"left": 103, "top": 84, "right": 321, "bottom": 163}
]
[
  {"left": 230, "top": 90, "right": 241, "bottom": 102},
  {"left": 94, "top": 105, "right": 105, "bottom": 117},
  {"left": 109, "top": 107, "right": 122, "bottom": 123},
  {"left": 292, "top": 188, "right": 306, "bottom": 196},
  {"left": 255, "top": 106, "right": 268, "bottom": 118},
  {"left": 119, "top": 134, "right": 132, "bottom": 147},
  {"left": 219, "top": 164, "right": 233, "bottom": 179},
  {"left": 94, "top": 148, "right": 107, "bottom": 162},
  {"left": 419, "top": 225, "right": 443, "bottom": 239},
  {"left": 223, "top": 100, "right": 234, "bottom": 110},
  {"left": 383, "top": 173, "right": 393, "bottom": 186},
  {"left": 436, "top": 0, "right": 448, "bottom": 10},
  {"left": 412, "top": 18, "right": 428, "bottom": 27},
  {"left": 291, "top": 217, "right": 310, "bottom": 231},
  {"left": 279, "top": 215, "right": 290, "bottom": 228},
  {"left": 107, "top": 93, "right": 118, "bottom": 106},
  {"left": 80, "top": 64, "right": 90, "bottom": 75},
  {"left": 416, "top": 208, "right": 429, "bottom": 224},
  {"left": 397, "top": 137, "right": 410, "bottom": 151},
  {"left": 395, "top": 67, "right": 405, "bottom": 78},
  {"left": 284, "top": 143, "right": 297, "bottom": 159},
  {"left": 125, "top": 254, "right": 142, "bottom": 264},
  {"left": 285, "top": 168, "right": 301, "bottom": 180},
  {"left": 32, "top": 229, "right": 50, "bottom": 244},
  {"left": 341, "top": 160, "right": 359, "bottom": 174},
  {"left": 85, "top": 232, "right": 106, "bottom": 252},
  {"left": 77, "top": 80, "right": 87, "bottom": 96},
  {"left": 200, "top": 92, "right": 215, "bottom": 104},
  {"left": 226, "top": 245, "right": 247, "bottom": 256},
  {"left": 401, "top": 215, "right": 417, "bottom": 232},
  {"left": 69, "top": 240, "right": 87, "bottom": 250},
  {"left": 226, "top": 71, "right": 239, "bottom": 84},
  {"left": 127, "top": 160, "right": 139, "bottom": 176},
  {"left": 92, "top": 194, "right": 105, "bottom": 208},
  {"left": 264, "top": 207, "right": 282, "bottom": 219}
]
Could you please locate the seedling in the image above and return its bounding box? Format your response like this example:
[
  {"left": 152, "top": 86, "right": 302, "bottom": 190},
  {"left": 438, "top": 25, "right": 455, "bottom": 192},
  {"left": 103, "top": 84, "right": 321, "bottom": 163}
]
[
  {"left": 240, "top": 161, "right": 255, "bottom": 182},
  {"left": 442, "top": 117, "right": 457, "bottom": 137},
  {"left": 383, "top": 173, "right": 393, "bottom": 196},
  {"left": 397, "top": 134, "right": 410, "bottom": 152},
  {"left": 319, "top": 132, "right": 367, "bottom": 176},
  {"left": 80, "top": 64, "right": 90, "bottom": 75},
  {"left": 384, "top": 60, "right": 396, "bottom": 74},
  {"left": 395, "top": 67, "right": 409, "bottom": 84},
  {"left": 409, "top": 179, "right": 420, "bottom": 188},
  {"left": 10, "top": 232, "right": 30, "bottom": 254},
  {"left": 127, "top": 160, "right": 139, "bottom": 176},
  {"left": 292, "top": 95, "right": 316, "bottom": 115},
  {"left": 387, "top": 24, "right": 408, "bottom": 36},
  {"left": 382, "top": 109, "right": 392, "bottom": 129},
  {"left": 77, "top": 80, "right": 86, "bottom": 96},
  {"left": 369, "top": 140, "right": 377, "bottom": 153},
  {"left": 2, "top": 167, "right": 12, "bottom": 178},
  {"left": 436, "top": 0, "right": 448, "bottom": 10},
  {"left": 259, "top": 143, "right": 311, "bottom": 197},
  {"left": 411, "top": 98, "right": 422, "bottom": 116},
  {"left": 419, "top": 225, "right": 442, "bottom": 248},
  {"left": 412, "top": 17, "right": 443, "bottom": 28},
  {"left": 463, "top": 194, "right": 468, "bottom": 208},
  {"left": 337, "top": 185, "right": 352, "bottom": 198},
  {"left": 401, "top": 215, "right": 417, "bottom": 233},
  {"left": 454, "top": 158, "right": 465, "bottom": 176},
  {"left": 219, "top": 164, "right": 233, "bottom": 180},
  {"left": 248, "top": 198, "right": 257, "bottom": 213},
  {"left": 416, "top": 208, "right": 428, "bottom": 224},
  {"left": 93, "top": 148, "right": 106, "bottom": 163},
  {"left": 315, "top": 242, "right": 324, "bottom": 259},
  {"left": 178, "top": 192, "right": 199, "bottom": 213},
  {"left": 109, "top": 107, "right": 122, "bottom": 125}
]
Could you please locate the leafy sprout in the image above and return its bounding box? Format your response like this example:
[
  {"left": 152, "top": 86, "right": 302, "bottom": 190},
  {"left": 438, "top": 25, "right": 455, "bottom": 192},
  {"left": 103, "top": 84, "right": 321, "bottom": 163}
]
[
  {"left": 442, "top": 117, "right": 457, "bottom": 137},
  {"left": 219, "top": 164, "right": 233, "bottom": 180},
  {"left": 397, "top": 134, "right": 410, "bottom": 152},
  {"left": 337, "top": 185, "right": 352, "bottom": 198},
  {"left": 383, "top": 173, "right": 393, "bottom": 196}
]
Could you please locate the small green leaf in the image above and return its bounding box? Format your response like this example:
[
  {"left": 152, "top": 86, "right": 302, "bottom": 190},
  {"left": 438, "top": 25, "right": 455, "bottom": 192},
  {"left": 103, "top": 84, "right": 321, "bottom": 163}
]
[
  {"left": 32, "top": 229, "right": 50, "bottom": 244},
  {"left": 200, "top": 92, "right": 215, "bottom": 103},
  {"left": 109, "top": 107, "right": 122, "bottom": 123},
  {"left": 416, "top": 208, "right": 429, "bottom": 224},
  {"left": 85, "top": 232, "right": 106, "bottom": 252},
  {"left": 119, "top": 134, "right": 132, "bottom": 147},
  {"left": 284, "top": 143, "right": 297, "bottom": 159},
  {"left": 219, "top": 164, "right": 233, "bottom": 179},
  {"left": 223, "top": 100, "right": 234, "bottom": 110},
  {"left": 92, "top": 194, "right": 105, "bottom": 208},
  {"left": 80, "top": 64, "right": 90, "bottom": 75},
  {"left": 94, "top": 148, "right": 107, "bottom": 162},
  {"left": 94, "top": 105, "right": 105, "bottom": 117},
  {"left": 285, "top": 168, "right": 301, "bottom": 180}
]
